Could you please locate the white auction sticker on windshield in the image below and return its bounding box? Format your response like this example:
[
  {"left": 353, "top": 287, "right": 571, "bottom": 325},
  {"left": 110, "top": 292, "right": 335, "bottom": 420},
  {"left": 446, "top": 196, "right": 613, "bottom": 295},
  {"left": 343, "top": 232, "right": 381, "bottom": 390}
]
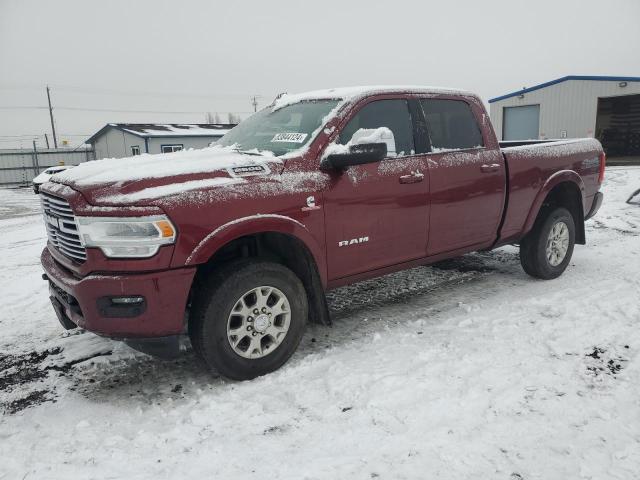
[{"left": 271, "top": 132, "right": 308, "bottom": 143}]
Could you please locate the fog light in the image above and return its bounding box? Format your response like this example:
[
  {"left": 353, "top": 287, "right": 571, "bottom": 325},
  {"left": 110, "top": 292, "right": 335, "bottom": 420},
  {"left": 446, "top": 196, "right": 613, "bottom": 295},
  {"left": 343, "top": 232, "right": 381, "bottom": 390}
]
[
  {"left": 111, "top": 296, "right": 145, "bottom": 304},
  {"left": 97, "top": 296, "right": 147, "bottom": 318}
]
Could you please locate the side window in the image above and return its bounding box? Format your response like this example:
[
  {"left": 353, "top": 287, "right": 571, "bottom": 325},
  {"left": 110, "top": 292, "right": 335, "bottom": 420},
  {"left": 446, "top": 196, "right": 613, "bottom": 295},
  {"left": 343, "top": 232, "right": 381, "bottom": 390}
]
[
  {"left": 161, "top": 144, "right": 184, "bottom": 153},
  {"left": 420, "top": 99, "right": 484, "bottom": 152},
  {"left": 339, "top": 99, "right": 414, "bottom": 157},
  {"left": 131, "top": 146, "right": 140, "bottom": 156}
]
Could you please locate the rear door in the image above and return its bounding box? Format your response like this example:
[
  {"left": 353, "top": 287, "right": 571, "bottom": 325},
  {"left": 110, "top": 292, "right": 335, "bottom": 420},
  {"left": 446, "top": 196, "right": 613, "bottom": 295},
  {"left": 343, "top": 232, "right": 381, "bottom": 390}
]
[
  {"left": 420, "top": 98, "right": 505, "bottom": 255},
  {"left": 323, "top": 97, "right": 429, "bottom": 280}
]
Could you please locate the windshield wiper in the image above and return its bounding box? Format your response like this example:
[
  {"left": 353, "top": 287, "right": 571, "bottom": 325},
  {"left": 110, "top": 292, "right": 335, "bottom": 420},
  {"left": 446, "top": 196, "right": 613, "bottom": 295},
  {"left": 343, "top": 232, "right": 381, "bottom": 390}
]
[{"left": 232, "top": 146, "right": 263, "bottom": 156}]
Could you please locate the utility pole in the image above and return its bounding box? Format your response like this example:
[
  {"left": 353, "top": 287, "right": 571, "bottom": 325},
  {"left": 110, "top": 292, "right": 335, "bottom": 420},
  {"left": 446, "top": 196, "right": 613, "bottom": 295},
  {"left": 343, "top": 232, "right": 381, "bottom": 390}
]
[
  {"left": 32, "top": 139, "right": 40, "bottom": 174},
  {"left": 251, "top": 95, "right": 259, "bottom": 112},
  {"left": 46, "top": 85, "right": 58, "bottom": 148},
  {"left": 44, "top": 133, "right": 50, "bottom": 148}
]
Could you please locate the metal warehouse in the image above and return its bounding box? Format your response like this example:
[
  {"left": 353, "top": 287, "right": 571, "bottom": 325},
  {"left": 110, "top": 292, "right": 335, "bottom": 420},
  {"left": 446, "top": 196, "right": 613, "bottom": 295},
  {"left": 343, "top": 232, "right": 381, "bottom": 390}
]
[
  {"left": 86, "top": 123, "right": 235, "bottom": 160},
  {"left": 489, "top": 76, "right": 640, "bottom": 161}
]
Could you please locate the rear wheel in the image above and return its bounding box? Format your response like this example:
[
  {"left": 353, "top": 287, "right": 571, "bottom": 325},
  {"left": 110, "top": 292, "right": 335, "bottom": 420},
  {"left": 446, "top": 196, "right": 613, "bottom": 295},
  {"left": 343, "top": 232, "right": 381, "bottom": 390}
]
[
  {"left": 190, "top": 260, "right": 307, "bottom": 380},
  {"left": 520, "top": 207, "right": 575, "bottom": 280}
]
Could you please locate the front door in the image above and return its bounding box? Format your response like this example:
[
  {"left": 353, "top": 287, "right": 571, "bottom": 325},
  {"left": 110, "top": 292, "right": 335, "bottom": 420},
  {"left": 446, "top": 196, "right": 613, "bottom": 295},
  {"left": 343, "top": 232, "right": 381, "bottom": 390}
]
[
  {"left": 323, "top": 98, "right": 430, "bottom": 280},
  {"left": 420, "top": 98, "right": 505, "bottom": 255}
]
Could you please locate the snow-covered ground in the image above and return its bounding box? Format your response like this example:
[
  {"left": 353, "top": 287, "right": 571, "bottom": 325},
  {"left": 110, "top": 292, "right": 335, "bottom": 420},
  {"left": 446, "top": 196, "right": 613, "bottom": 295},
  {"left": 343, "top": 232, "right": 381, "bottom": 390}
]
[{"left": 1, "top": 168, "right": 639, "bottom": 479}]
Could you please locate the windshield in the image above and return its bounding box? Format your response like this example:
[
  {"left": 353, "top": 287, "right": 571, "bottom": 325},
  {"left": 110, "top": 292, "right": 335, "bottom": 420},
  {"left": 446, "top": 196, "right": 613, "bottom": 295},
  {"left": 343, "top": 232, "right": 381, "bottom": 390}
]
[{"left": 218, "top": 100, "right": 340, "bottom": 156}]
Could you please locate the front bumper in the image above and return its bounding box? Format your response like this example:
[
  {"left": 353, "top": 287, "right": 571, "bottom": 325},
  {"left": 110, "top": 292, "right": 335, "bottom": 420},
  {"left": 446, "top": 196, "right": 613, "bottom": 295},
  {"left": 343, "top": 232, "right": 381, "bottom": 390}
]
[{"left": 41, "top": 247, "right": 196, "bottom": 338}]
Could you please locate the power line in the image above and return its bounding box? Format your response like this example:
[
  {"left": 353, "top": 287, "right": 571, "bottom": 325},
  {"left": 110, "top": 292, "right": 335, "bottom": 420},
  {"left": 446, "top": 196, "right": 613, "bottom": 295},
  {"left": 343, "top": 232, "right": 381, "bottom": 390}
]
[
  {"left": 0, "top": 105, "right": 254, "bottom": 114},
  {"left": 0, "top": 83, "right": 267, "bottom": 100},
  {"left": 57, "top": 106, "right": 255, "bottom": 114},
  {"left": 0, "top": 133, "right": 90, "bottom": 137},
  {"left": 0, "top": 106, "right": 48, "bottom": 110}
]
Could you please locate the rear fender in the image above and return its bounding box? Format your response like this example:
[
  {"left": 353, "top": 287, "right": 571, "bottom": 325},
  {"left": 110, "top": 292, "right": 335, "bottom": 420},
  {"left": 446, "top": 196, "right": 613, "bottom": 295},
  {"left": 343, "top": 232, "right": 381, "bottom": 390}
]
[
  {"left": 185, "top": 214, "right": 327, "bottom": 286},
  {"left": 522, "top": 170, "right": 586, "bottom": 238}
]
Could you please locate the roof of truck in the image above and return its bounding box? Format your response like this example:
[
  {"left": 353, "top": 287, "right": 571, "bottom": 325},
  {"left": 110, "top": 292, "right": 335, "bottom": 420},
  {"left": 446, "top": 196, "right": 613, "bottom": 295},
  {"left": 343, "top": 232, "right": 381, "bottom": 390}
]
[
  {"left": 489, "top": 75, "right": 640, "bottom": 103},
  {"left": 272, "top": 85, "right": 473, "bottom": 110}
]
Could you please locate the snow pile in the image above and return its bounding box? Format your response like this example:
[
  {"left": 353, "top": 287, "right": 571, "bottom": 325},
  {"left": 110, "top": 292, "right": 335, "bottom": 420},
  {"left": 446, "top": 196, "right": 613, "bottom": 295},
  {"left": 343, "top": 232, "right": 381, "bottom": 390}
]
[
  {"left": 53, "top": 145, "right": 278, "bottom": 187},
  {"left": 118, "top": 124, "right": 232, "bottom": 138}
]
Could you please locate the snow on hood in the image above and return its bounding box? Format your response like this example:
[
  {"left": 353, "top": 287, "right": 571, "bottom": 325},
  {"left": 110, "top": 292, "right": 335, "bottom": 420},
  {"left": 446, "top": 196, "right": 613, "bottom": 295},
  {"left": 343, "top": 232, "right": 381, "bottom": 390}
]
[
  {"left": 96, "top": 177, "right": 246, "bottom": 203},
  {"left": 53, "top": 145, "right": 279, "bottom": 187}
]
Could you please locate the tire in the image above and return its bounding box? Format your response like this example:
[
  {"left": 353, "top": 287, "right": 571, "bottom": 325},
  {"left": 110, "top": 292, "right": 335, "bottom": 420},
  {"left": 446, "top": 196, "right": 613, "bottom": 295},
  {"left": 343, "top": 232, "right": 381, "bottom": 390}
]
[
  {"left": 189, "top": 260, "right": 308, "bottom": 380},
  {"left": 520, "top": 206, "right": 576, "bottom": 280}
]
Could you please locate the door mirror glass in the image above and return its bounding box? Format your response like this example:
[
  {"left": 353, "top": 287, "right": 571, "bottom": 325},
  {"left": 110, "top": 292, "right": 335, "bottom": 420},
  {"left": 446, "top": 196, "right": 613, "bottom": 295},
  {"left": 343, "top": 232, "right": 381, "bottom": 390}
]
[{"left": 321, "top": 142, "right": 388, "bottom": 170}]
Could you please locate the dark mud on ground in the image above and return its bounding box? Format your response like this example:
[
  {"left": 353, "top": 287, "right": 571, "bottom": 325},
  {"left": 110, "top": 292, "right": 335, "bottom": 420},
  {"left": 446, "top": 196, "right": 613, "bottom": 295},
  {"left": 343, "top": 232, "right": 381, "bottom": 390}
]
[{"left": 0, "top": 346, "right": 113, "bottom": 414}]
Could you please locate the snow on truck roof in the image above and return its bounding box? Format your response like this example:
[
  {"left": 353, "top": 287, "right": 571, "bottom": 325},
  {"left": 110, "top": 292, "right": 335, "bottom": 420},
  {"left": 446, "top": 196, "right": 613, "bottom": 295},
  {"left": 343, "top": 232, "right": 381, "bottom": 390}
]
[{"left": 272, "top": 85, "right": 473, "bottom": 109}]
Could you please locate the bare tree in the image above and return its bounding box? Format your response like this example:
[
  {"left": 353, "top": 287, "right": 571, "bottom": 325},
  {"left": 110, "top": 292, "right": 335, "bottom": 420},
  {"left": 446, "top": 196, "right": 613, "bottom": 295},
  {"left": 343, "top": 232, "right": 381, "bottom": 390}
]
[{"left": 205, "top": 112, "right": 215, "bottom": 123}]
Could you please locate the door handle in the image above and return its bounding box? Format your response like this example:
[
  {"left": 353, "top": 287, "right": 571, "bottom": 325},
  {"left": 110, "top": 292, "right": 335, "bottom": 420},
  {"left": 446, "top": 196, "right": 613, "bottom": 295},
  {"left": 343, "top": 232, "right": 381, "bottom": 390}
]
[
  {"left": 480, "top": 163, "right": 501, "bottom": 173},
  {"left": 399, "top": 172, "right": 424, "bottom": 184}
]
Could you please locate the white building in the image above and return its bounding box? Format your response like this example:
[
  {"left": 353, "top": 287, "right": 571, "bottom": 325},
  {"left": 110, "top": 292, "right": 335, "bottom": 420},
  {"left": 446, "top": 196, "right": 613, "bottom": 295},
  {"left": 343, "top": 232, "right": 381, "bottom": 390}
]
[
  {"left": 86, "top": 123, "right": 235, "bottom": 159},
  {"left": 489, "top": 76, "right": 640, "bottom": 159}
]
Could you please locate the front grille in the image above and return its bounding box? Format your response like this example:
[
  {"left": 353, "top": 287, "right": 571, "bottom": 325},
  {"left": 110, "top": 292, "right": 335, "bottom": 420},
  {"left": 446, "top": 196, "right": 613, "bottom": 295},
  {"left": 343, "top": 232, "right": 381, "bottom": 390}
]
[{"left": 40, "top": 192, "right": 87, "bottom": 262}]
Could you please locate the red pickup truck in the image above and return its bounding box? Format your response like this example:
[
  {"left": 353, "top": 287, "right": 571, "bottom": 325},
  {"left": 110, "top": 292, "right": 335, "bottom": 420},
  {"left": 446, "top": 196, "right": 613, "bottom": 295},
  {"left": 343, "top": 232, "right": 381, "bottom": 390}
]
[{"left": 40, "top": 86, "right": 605, "bottom": 380}]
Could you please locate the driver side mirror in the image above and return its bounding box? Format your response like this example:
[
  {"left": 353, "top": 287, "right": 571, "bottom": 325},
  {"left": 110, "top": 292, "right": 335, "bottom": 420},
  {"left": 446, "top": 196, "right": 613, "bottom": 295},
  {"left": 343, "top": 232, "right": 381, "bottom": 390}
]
[{"left": 321, "top": 142, "right": 387, "bottom": 170}]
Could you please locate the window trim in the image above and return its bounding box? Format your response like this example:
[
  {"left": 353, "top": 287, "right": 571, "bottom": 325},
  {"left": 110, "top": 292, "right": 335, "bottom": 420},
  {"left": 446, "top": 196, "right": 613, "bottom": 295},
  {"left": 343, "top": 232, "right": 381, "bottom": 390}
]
[
  {"left": 160, "top": 144, "right": 184, "bottom": 153},
  {"left": 417, "top": 97, "right": 487, "bottom": 154},
  {"left": 131, "top": 145, "right": 141, "bottom": 156}
]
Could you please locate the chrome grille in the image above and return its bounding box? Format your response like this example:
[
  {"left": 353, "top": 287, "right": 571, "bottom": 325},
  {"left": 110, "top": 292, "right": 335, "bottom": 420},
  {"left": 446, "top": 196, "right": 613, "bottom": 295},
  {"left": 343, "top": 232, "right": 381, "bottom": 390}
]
[{"left": 40, "top": 192, "right": 86, "bottom": 262}]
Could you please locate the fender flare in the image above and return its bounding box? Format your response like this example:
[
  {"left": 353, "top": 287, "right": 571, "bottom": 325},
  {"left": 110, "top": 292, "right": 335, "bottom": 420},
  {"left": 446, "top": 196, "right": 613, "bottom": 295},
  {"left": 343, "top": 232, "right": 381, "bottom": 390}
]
[
  {"left": 522, "top": 170, "right": 586, "bottom": 237},
  {"left": 185, "top": 214, "right": 327, "bottom": 286}
]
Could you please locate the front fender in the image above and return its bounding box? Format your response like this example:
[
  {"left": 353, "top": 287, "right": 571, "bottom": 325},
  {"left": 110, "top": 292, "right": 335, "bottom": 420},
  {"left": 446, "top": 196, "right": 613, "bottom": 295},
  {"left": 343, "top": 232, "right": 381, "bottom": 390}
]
[
  {"left": 522, "top": 170, "right": 585, "bottom": 236},
  {"left": 184, "top": 214, "right": 327, "bottom": 285}
]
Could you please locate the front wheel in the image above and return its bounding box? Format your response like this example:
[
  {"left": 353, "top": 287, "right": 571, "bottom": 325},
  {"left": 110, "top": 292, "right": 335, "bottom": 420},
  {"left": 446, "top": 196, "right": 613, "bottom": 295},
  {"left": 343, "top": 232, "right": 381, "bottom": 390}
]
[
  {"left": 189, "top": 260, "right": 308, "bottom": 380},
  {"left": 520, "top": 207, "right": 576, "bottom": 280}
]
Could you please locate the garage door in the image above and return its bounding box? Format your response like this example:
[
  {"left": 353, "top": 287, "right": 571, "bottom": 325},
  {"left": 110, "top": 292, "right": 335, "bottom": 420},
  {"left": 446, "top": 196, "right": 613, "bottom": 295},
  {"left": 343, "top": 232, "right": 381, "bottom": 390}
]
[
  {"left": 596, "top": 94, "right": 640, "bottom": 157},
  {"left": 503, "top": 105, "right": 540, "bottom": 140}
]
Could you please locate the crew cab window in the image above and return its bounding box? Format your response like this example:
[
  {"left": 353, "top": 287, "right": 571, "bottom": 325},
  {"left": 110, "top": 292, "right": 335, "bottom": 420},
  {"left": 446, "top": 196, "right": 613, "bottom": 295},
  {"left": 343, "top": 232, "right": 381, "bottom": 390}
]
[
  {"left": 339, "top": 99, "right": 414, "bottom": 156},
  {"left": 420, "top": 99, "right": 484, "bottom": 152}
]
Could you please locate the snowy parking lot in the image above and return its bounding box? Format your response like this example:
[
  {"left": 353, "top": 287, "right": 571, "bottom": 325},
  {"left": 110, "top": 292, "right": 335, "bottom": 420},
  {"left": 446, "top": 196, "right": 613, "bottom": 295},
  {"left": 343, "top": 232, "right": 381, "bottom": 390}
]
[{"left": 1, "top": 168, "right": 639, "bottom": 479}]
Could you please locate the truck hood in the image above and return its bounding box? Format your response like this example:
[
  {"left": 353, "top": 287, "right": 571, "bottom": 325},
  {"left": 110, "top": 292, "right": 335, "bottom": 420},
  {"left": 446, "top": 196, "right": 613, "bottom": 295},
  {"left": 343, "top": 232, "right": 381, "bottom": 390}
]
[{"left": 50, "top": 146, "right": 282, "bottom": 206}]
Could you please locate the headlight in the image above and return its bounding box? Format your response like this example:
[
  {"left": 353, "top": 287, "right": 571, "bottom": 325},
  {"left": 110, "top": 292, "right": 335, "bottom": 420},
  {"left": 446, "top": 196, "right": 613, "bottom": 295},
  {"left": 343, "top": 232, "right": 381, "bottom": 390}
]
[{"left": 76, "top": 215, "right": 176, "bottom": 258}]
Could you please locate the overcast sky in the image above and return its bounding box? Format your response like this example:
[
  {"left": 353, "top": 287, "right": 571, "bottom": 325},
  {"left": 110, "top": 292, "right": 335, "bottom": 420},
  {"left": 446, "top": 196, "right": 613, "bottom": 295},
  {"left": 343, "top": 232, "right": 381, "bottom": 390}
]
[{"left": 1, "top": 0, "right": 639, "bottom": 148}]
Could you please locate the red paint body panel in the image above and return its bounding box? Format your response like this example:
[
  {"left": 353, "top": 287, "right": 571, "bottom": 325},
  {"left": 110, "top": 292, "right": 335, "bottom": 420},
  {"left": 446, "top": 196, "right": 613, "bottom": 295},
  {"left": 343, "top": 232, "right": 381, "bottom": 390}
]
[
  {"left": 42, "top": 248, "right": 195, "bottom": 337},
  {"left": 39, "top": 88, "right": 604, "bottom": 339}
]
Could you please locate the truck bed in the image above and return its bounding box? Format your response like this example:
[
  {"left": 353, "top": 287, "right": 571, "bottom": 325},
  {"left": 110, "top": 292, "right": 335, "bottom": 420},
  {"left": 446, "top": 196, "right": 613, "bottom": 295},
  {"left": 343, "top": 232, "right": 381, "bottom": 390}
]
[{"left": 498, "top": 138, "right": 604, "bottom": 243}]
